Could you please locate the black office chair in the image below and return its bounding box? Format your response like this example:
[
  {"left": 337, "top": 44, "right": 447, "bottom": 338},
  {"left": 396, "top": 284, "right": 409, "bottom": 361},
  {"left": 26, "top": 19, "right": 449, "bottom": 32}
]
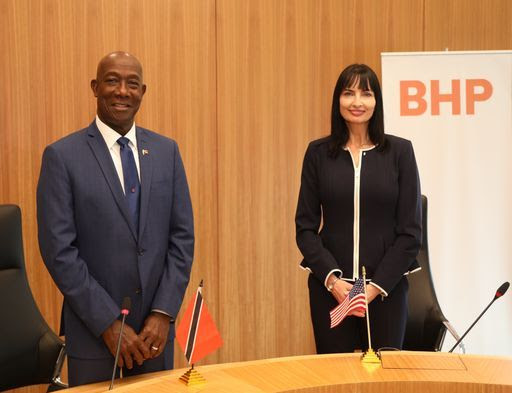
[
  {"left": 402, "top": 195, "right": 461, "bottom": 352},
  {"left": 0, "top": 204, "right": 67, "bottom": 392}
]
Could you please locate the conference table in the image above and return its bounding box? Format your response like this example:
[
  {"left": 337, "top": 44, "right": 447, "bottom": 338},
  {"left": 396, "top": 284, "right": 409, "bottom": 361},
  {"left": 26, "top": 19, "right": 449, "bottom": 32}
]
[{"left": 66, "top": 351, "right": 512, "bottom": 392}]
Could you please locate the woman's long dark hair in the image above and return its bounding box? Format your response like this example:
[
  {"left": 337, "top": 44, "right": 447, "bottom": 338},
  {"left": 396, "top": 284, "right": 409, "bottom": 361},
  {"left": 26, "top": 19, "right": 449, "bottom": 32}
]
[{"left": 328, "top": 64, "right": 386, "bottom": 158}]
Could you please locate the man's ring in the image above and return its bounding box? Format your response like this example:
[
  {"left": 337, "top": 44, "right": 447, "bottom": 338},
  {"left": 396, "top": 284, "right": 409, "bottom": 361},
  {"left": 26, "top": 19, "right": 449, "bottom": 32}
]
[{"left": 151, "top": 346, "right": 159, "bottom": 351}]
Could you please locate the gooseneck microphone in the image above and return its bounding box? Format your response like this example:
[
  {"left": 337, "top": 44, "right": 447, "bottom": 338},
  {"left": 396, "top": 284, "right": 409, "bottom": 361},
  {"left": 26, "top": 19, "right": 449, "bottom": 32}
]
[
  {"left": 109, "top": 297, "right": 132, "bottom": 390},
  {"left": 449, "top": 282, "right": 509, "bottom": 353}
]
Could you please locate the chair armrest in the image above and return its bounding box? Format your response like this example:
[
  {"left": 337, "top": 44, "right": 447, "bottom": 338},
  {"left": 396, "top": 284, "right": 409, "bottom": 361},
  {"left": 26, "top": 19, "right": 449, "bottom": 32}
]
[
  {"left": 443, "top": 320, "right": 466, "bottom": 353},
  {"left": 50, "top": 344, "right": 68, "bottom": 389}
]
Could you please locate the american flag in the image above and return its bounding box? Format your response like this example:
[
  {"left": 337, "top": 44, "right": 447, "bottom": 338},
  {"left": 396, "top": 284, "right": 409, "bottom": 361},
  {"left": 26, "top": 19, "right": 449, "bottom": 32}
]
[{"left": 330, "top": 278, "right": 367, "bottom": 328}]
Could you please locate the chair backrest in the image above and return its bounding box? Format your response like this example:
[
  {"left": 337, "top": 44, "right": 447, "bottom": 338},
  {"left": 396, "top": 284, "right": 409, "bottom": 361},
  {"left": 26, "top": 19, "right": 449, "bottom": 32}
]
[
  {"left": 402, "top": 195, "right": 448, "bottom": 351},
  {"left": 0, "top": 205, "right": 26, "bottom": 271},
  {"left": 0, "top": 205, "right": 64, "bottom": 391}
]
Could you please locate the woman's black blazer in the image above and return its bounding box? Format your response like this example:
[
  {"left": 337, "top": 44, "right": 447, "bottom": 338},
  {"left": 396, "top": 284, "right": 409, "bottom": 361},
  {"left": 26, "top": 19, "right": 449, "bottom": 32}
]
[{"left": 295, "top": 134, "right": 422, "bottom": 295}]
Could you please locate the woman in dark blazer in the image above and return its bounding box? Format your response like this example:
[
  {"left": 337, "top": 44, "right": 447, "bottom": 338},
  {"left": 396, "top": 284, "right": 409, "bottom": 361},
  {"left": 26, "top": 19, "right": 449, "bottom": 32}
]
[{"left": 295, "top": 64, "right": 422, "bottom": 353}]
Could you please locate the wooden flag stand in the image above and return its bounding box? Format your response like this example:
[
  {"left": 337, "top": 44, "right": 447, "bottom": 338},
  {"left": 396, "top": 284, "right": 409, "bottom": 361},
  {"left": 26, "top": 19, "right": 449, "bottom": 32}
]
[
  {"left": 360, "top": 267, "right": 381, "bottom": 365},
  {"left": 179, "top": 364, "right": 206, "bottom": 386}
]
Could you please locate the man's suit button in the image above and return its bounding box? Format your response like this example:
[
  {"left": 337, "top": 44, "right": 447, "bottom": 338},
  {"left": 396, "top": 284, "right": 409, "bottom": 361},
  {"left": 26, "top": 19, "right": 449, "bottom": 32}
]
[
  {"left": 135, "top": 288, "right": 142, "bottom": 294},
  {"left": 138, "top": 250, "right": 144, "bottom": 256}
]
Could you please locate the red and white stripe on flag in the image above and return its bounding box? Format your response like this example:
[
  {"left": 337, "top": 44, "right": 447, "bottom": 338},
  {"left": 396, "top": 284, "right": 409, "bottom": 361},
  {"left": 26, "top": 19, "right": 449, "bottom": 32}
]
[
  {"left": 330, "top": 278, "right": 367, "bottom": 328},
  {"left": 176, "top": 283, "right": 223, "bottom": 364}
]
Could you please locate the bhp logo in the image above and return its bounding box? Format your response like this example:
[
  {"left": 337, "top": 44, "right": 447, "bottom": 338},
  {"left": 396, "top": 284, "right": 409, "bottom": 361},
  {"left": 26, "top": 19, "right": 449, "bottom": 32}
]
[{"left": 400, "top": 79, "right": 493, "bottom": 116}]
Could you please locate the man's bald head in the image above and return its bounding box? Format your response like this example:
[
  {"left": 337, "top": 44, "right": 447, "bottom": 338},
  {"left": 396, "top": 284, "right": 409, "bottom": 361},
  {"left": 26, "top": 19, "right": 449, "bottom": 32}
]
[{"left": 96, "top": 51, "right": 144, "bottom": 82}]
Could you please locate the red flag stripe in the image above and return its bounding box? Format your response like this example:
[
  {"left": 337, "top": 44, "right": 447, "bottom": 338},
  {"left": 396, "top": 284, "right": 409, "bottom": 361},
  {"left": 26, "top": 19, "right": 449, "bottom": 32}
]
[
  {"left": 331, "top": 295, "right": 366, "bottom": 317},
  {"left": 330, "top": 293, "right": 366, "bottom": 328},
  {"left": 330, "top": 294, "right": 365, "bottom": 320},
  {"left": 330, "top": 302, "right": 366, "bottom": 328},
  {"left": 330, "top": 298, "right": 351, "bottom": 318}
]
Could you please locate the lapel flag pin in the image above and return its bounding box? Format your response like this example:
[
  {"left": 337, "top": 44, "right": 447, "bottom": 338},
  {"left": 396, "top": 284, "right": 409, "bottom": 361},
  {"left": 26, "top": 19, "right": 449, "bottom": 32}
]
[{"left": 142, "top": 149, "right": 149, "bottom": 156}]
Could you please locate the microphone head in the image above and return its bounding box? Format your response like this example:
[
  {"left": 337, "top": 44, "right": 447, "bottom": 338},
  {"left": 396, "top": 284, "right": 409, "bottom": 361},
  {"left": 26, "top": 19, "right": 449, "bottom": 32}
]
[
  {"left": 495, "top": 282, "right": 510, "bottom": 299},
  {"left": 121, "top": 297, "right": 131, "bottom": 315}
]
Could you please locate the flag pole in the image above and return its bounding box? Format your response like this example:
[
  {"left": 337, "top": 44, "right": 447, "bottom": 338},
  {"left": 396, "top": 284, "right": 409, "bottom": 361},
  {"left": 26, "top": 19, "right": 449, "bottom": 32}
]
[
  {"left": 362, "top": 266, "right": 373, "bottom": 350},
  {"left": 361, "top": 266, "right": 381, "bottom": 364}
]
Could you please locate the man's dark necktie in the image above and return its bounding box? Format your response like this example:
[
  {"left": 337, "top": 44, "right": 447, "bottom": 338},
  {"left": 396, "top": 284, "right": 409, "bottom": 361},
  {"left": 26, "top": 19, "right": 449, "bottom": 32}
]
[{"left": 117, "top": 137, "right": 140, "bottom": 231}]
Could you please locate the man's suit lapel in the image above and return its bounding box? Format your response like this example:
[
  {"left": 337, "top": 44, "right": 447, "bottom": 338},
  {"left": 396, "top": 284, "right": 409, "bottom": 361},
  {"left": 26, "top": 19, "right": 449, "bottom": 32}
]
[
  {"left": 86, "top": 122, "right": 138, "bottom": 241},
  {"left": 137, "top": 127, "right": 153, "bottom": 240}
]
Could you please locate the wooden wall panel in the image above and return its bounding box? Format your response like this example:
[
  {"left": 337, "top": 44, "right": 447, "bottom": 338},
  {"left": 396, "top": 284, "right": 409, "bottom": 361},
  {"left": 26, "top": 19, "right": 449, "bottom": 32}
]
[
  {"left": 425, "top": 0, "right": 512, "bottom": 51},
  {"left": 0, "top": 1, "right": 216, "bottom": 392},
  {"left": 215, "top": 0, "right": 424, "bottom": 363},
  {"left": 3, "top": 0, "right": 512, "bottom": 392}
]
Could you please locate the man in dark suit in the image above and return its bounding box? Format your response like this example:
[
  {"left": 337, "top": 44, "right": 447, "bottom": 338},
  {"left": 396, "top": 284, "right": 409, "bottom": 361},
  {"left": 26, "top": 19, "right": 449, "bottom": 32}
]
[{"left": 37, "top": 52, "right": 194, "bottom": 386}]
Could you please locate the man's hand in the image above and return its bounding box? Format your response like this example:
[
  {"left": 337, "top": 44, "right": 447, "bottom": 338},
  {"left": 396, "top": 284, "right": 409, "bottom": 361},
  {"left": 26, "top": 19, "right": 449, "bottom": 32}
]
[
  {"left": 101, "top": 320, "right": 150, "bottom": 369},
  {"left": 139, "top": 312, "right": 171, "bottom": 359}
]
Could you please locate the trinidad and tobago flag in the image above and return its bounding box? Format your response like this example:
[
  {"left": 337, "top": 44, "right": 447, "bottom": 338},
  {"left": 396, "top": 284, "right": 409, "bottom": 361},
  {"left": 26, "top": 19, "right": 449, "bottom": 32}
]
[{"left": 176, "top": 281, "right": 223, "bottom": 365}]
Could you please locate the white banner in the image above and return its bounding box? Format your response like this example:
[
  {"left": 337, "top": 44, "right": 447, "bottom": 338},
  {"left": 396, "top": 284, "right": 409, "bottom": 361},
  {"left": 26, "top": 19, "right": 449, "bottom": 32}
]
[{"left": 382, "top": 51, "right": 512, "bottom": 355}]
